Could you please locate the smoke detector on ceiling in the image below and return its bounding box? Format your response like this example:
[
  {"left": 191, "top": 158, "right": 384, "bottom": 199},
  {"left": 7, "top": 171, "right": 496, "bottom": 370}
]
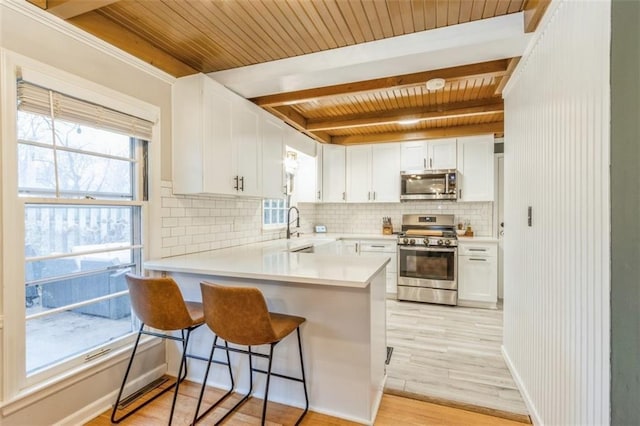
[{"left": 426, "top": 78, "right": 446, "bottom": 91}]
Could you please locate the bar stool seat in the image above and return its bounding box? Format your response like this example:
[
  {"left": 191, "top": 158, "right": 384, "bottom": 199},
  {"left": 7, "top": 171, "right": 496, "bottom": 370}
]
[
  {"left": 193, "top": 282, "right": 309, "bottom": 426},
  {"left": 111, "top": 274, "right": 207, "bottom": 425}
]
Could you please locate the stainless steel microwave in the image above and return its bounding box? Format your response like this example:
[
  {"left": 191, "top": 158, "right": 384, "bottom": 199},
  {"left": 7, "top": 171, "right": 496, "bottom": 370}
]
[{"left": 400, "top": 169, "right": 458, "bottom": 201}]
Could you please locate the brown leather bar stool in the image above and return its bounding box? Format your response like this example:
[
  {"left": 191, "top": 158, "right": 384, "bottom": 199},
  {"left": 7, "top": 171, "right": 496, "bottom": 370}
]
[
  {"left": 193, "top": 282, "right": 309, "bottom": 426},
  {"left": 111, "top": 274, "right": 210, "bottom": 425}
]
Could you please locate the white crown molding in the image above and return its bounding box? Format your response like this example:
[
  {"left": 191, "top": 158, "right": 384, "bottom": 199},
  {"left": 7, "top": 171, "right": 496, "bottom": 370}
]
[{"left": 0, "top": 0, "right": 176, "bottom": 84}]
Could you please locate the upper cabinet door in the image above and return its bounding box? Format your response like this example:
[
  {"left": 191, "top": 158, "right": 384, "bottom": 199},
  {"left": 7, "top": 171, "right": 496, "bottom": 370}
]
[
  {"left": 173, "top": 74, "right": 235, "bottom": 195},
  {"left": 371, "top": 143, "right": 400, "bottom": 202},
  {"left": 429, "top": 139, "right": 457, "bottom": 170},
  {"left": 400, "top": 141, "right": 427, "bottom": 170},
  {"left": 346, "top": 145, "right": 372, "bottom": 202},
  {"left": 400, "top": 139, "right": 457, "bottom": 171},
  {"left": 457, "top": 135, "right": 495, "bottom": 202},
  {"left": 261, "top": 114, "right": 285, "bottom": 199},
  {"left": 322, "top": 144, "right": 346, "bottom": 202},
  {"left": 232, "top": 100, "right": 261, "bottom": 197}
]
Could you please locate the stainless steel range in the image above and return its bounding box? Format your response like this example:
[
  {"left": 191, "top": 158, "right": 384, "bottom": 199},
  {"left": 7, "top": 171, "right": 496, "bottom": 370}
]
[{"left": 397, "top": 214, "right": 458, "bottom": 305}]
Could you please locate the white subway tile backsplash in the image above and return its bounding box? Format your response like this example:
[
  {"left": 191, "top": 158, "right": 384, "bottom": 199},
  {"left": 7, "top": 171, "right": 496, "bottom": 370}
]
[{"left": 159, "top": 181, "right": 493, "bottom": 258}]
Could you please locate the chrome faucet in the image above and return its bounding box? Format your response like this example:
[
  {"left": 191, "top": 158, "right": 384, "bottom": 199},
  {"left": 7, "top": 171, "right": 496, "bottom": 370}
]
[{"left": 286, "top": 206, "right": 300, "bottom": 239}]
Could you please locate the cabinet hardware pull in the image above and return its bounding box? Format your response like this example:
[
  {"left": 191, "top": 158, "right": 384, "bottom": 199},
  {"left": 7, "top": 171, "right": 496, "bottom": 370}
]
[
  {"left": 373, "top": 191, "right": 376, "bottom": 200},
  {"left": 368, "top": 191, "right": 371, "bottom": 200},
  {"left": 317, "top": 190, "right": 321, "bottom": 200},
  {"left": 239, "top": 176, "right": 245, "bottom": 191},
  {"left": 430, "top": 158, "right": 433, "bottom": 169},
  {"left": 469, "top": 248, "right": 487, "bottom": 251},
  {"left": 459, "top": 189, "right": 462, "bottom": 199},
  {"left": 371, "top": 245, "right": 385, "bottom": 248},
  {"left": 423, "top": 158, "right": 426, "bottom": 169},
  {"left": 469, "top": 258, "right": 487, "bottom": 261},
  {"left": 234, "top": 176, "right": 239, "bottom": 191},
  {"left": 342, "top": 192, "right": 345, "bottom": 201}
]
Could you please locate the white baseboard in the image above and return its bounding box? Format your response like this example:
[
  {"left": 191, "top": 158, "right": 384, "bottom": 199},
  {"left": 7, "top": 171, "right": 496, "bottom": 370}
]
[
  {"left": 53, "top": 365, "right": 166, "bottom": 426},
  {"left": 501, "top": 345, "right": 543, "bottom": 426}
]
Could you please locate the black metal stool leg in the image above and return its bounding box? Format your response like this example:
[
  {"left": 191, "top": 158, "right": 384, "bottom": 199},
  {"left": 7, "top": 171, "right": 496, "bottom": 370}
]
[
  {"left": 214, "top": 345, "right": 253, "bottom": 426},
  {"left": 295, "top": 327, "right": 309, "bottom": 425},
  {"left": 168, "top": 329, "right": 192, "bottom": 425},
  {"left": 111, "top": 323, "right": 145, "bottom": 423},
  {"left": 260, "top": 343, "right": 276, "bottom": 426}
]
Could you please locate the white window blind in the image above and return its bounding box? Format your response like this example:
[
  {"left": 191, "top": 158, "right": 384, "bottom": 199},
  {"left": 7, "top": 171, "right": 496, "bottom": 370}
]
[{"left": 17, "top": 80, "right": 154, "bottom": 141}]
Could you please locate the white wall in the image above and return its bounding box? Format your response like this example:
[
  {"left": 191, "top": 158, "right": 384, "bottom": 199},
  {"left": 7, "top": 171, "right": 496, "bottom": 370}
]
[{"left": 502, "top": 1, "right": 610, "bottom": 425}]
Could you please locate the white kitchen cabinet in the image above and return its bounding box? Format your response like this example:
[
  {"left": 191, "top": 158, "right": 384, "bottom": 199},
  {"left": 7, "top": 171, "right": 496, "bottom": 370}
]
[
  {"left": 457, "top": 240, "right": 498, "bottom": 308},
  {"left": 173, "top": 73, "right": 262, "bottom": 196},
  {"left": 261, "top": 114, "right": 285, "bottom": 199},
  {"left": 457, "top": 135, "right": 495, "bottom": 202},
  {"left": 346, "top": 143, "right": 400, "bottom": 202},
  {"left": 400, "top": 139, "right": 457, "bottom": 171},
  {"left": 359, "top": 240, "right": 398, "bottom": 295},
  {"left": 233, "top": 99, "right": 261, "bottom": 197},
  {"left": 322, "top": 144, "right": 346, "bottom": 202}
]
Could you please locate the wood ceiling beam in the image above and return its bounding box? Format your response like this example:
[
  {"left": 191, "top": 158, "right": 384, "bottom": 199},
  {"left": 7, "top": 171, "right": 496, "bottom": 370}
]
[
  {"left": 26, "top": 0, "right": 47, "bottom": 8},
  {"left": 306, "top": 98, "right": 504, "bottom": 132},
  {"left": 250, "top": 59, "right": 511, "bottom": 107},
  {"left": 494, "top": 57, "right": 521, "bottom": 96},
  {"left": 46, "top": 0, "right": 120, "bottom": 19},
  {"left": 524, "top": 0, "right": 551, "bottom": 33},
  {"left": 332, "top": 122, "right": 504, "bottom": 145},
  {"left": 68, "top": 11, "right": 197, "bottom": 77},
  {"left": 266, "top": 106, "right": 333, "bottom": 144}
]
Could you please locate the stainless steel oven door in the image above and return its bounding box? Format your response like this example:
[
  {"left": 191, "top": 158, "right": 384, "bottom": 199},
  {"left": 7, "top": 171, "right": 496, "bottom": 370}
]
[{"left": 397, "top": 245, "right": 457, "bottom": 290}]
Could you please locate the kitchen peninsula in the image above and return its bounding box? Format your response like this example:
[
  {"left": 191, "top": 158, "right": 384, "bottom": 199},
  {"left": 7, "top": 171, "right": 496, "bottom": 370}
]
[{"left": 144, "top": 238, "right": 389, "bottom": 425}]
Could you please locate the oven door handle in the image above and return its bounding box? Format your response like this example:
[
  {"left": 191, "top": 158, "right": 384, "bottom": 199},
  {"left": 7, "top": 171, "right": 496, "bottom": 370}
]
[{"left": 398, "top": 246, "right": 457, "bottom": 253}]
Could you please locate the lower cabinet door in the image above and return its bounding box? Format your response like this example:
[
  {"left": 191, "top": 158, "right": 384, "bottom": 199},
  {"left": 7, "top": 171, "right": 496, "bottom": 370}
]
[{"left": 458, "top": 255, "right": 497, "bottom": 303}]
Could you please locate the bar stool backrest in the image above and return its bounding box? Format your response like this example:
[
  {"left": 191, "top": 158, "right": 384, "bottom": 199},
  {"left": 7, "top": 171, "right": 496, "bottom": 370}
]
[
  {"left": 126, "top": 273, "right": 195, "bottom": 331},
  {"left": 200, "top": 282, "right": 277, "bottom": 346}
]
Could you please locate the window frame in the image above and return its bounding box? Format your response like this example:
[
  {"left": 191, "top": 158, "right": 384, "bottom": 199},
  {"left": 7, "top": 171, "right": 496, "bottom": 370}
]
[{"left": 1, "top": 51, "right": 160, "bottom": 402}]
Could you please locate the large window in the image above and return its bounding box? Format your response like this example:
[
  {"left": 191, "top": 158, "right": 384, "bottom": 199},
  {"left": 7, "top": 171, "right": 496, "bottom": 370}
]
[{"left": 17, "top": 80, "right": 150, "bottom": 378}]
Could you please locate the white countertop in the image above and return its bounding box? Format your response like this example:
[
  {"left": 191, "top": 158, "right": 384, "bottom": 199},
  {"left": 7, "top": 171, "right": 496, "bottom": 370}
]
[{"left": 144, "top": 237, "right": 390, "bottom": 288}]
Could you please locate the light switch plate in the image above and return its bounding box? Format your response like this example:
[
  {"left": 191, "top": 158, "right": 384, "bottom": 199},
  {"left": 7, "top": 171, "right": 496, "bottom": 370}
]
[{"left": 315, "top": 225, "right": 327, "bottom": 233}]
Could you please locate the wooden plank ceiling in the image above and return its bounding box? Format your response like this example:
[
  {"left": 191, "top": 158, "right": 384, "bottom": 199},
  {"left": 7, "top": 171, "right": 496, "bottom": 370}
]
[{"left": 30, "top": 0, "right": 550, "bottom": 145}]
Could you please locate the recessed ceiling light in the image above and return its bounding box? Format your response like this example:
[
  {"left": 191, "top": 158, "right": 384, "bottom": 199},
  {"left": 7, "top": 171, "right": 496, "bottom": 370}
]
[
  {"left": 398, "top": 119, "right": 420, "bottom": 125},
  {"left": 426, "top": 78, "right": 446, "bottom": 91}
]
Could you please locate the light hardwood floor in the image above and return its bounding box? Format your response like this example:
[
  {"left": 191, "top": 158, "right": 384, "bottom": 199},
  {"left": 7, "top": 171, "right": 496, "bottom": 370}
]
[
  {"left": 385, "top": 299, "right": 529, "bottom": 422},
  {"left": 87, "top": 380, "right": 530, "bottom": 425}
]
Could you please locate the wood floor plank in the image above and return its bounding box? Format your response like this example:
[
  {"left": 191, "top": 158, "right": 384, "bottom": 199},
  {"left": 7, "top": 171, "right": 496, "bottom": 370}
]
[{"left": 86, "top": 380, "right": 529, "bottom": 425}]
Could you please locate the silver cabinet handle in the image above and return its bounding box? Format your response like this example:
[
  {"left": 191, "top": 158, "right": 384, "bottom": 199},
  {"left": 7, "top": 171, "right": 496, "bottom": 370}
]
[
  {"left": 469, "top": 258, "right": 487, "bottom": 261},
  {"left": 423, "top": 158, "right": 426, "bottom": 168},
  {"left": 373, "top": 191, "right": 376, "bottom": 200},
  {"left": 239, "top": 176, "right": 244, "bottom": 191},
  {"left": 234, "top": 176, "right": 239, "bottom": 191},
  {"left": 371, "top": 245, "right": 386, "bottom": 248},
  {"left": 317, "top": 190, "right": 321, "bottom": 200},
  {"left": 469, "top": 248, "right": 487, "bottom": 252},
  {"left": 368, "top": 191, "right": 371, "bottom": 200},
  {"left": 342, "top": 192, "right": 346, "bottom": 201},
  {"left": 459, "top": 189, "right": 462, "bottom": 198},
  {"left": 430, "top": 158, "right": 433, "bottom": 168}
]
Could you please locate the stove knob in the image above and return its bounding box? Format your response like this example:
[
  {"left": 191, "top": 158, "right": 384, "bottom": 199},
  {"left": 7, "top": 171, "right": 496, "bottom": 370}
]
[
  {"left": 437, "top": 239, "right": 443, "bottom": 246},
  {"left": 444, "top": 239, "right": 451, "bottom": 246},
  {"left": 423, "top": 238, "right": 429, "bottom": 245},
  {"left": 402, "top": 238, "right": 409, "bottom": 245},
  {"left": 409, "top": 238, "right": 416, "bottom": 245}
]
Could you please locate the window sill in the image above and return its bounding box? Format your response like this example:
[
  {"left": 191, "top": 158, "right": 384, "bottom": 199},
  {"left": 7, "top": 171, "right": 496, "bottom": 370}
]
[{"left": 0, "top": 336, "right": 162, "bottom": 416}]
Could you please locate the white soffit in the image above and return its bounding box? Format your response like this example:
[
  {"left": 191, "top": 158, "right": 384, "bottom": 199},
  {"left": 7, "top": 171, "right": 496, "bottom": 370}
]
[{"left": 209, "top": 13, "right": 531, "bottom": 98}]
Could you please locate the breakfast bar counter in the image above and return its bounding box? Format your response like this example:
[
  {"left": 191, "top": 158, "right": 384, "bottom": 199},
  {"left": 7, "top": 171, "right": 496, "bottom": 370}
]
[{"left": 144, "top": 239, "right": 389, "bottom": 425}]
